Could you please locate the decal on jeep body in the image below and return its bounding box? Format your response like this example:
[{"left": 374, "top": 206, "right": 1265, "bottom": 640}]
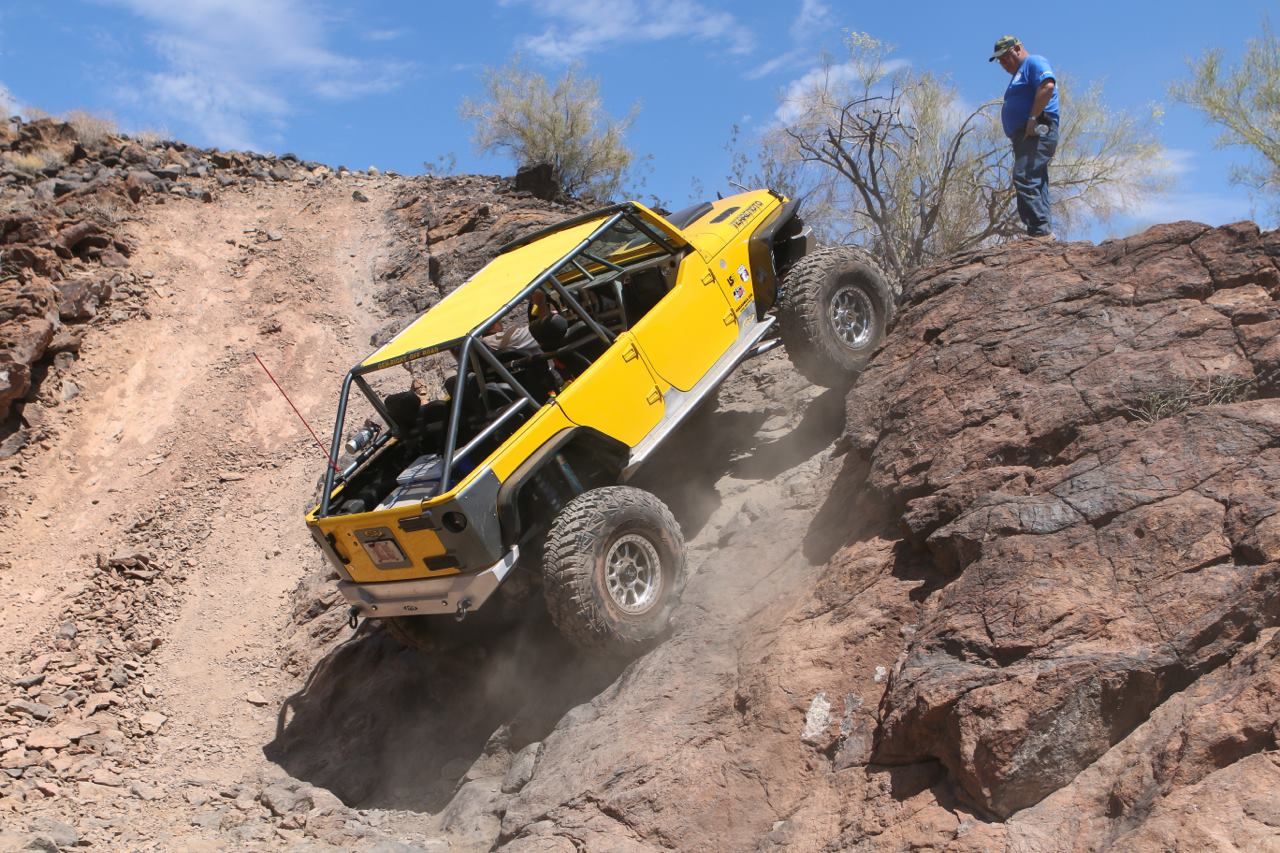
[{"left": 730, "top": 200, "right": 764, "bottom": 229}]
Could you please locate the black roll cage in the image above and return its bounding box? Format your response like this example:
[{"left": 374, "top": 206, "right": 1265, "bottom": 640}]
[{"left": 319, "top": 206, "right": 681, "bottom": 517}]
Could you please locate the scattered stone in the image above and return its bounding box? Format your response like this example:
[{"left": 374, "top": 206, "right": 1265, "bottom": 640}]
[
  {"left": 245, "top": 691, "right": 269, "bottom": 706},
  {"left": 800, "top": 692, "right": 832, "bottom": 746},
  {"left": 52, "top": 720, "right": 97, "bottom": 741},
  {"left": 129, "top": 780, "right": 162, "bottom": 800},
  {"left": 24, "top": 729, "right": 70, "bottom": 750},
  {"left": 138, "top": 711, "right": 166, "bottom": 733},
  {"left": 29, "top": 818, "right": 77, "bottom": 849},
  {"left": 352, "top": 190, "right": 369, "bottom": 203},
  {"left": 83, "top": 693, "right": 116, "bottom": 714},
  {"left": 502, "top": 741, "right": 542, "bottom": 793},
  {"left": 90, "top": 768, "right": 122, "bottom": 787},
  {"left": 1, "top": 748, "right": 36, "bottom": 770},
  {"left": 259, "top": 781, "right": 308, "bottom": 816},
  {"left": 76, "top": 781, "right": 119, "bottom": 803},
  {"left": 6, "top": 700, "right": 53, "bottom": 721},
  {"left": 439, "top": 778, "right": 504, "bottom": 848}
]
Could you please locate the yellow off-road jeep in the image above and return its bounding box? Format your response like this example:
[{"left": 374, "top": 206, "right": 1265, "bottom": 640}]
[{"left": 306, "top": 189, "right": 892, "bottom": 653}]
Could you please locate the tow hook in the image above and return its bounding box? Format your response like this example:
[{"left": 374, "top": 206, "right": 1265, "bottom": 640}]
[
  {"left": 347, "top": 607, "right": 360, "bottom": 630},
  {"left": 455, "top": 598, "right": 472, "bottom": 622}
]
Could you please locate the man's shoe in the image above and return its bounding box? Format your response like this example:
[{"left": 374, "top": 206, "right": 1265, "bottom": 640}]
[{"left": 1031, "top": 231, "right": 1056, "bottom": 240}]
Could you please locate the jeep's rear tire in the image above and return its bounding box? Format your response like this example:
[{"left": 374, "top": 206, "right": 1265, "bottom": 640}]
[
  {"left": 542, "top": 486, "right": 685, "bottom": 653},
  {"left": 777, "top": 245, "right": 894, "bottom": 388}
]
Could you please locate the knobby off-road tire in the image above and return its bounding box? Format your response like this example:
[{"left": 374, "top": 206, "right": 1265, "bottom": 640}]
[
  {"left": 542, "top": 486, "right": 686, "bottom": 654},
  {"left": 777, "top": 245, "right": 895, "bottom": 388}
]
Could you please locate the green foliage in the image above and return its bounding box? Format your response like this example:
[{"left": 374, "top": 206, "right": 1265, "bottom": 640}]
[
  {"left": 733, "top": 33, "right": 1167, "bottom": 279},
  {"left": 1170, "top": 18, "right": 1280, "bottom": 209},
  {"left": 461, "top": 60, "right": 637, "bottom": 201}
]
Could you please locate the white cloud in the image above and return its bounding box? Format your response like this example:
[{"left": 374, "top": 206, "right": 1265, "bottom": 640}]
[
  {"left": 1094, "top": 148, "right": 1256, "bottom": 235},
  {"left": 772, "top": 59, "right": 910, "bottom": 125},
  {"left": 1118, "top": 191, "right": 1257, "bottom": 232},
  {"left": 742, "top": 0, "right": 835, "bottom": 81},
  {"left": 774, "top": 62, "right": 858, "bottom": 125},
  {"left": 0, "top": 82, "right": 20, "bottom": 118},
  {"left": 361, "top": 28, "right": 406, "bottom": 42},
  {"left": 502, "top": 0, "right": 753, "bottom": 62},
  {"left": 790, "top": 0, "right": 831, "bottom": 42},
  {"left": 745, "top": 52, "right": 800, "bottom": 81},
  {"left": 1153, "top": 148, "right": 1197, "bottom": 178},
  {"left": 102, "top": 0, "right": 412, "bottom": 150}
]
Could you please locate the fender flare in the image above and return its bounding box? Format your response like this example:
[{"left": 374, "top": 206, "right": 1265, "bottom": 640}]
[{"left": 746, "top": 198, "right": 813, "bottom": 316}]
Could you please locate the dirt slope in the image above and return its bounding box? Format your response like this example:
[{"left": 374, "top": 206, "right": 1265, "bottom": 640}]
[{"left": 0, "top": 173, "right": 411, "bottom": 845}]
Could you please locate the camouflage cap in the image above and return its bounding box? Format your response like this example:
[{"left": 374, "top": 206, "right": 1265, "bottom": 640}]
[{"left": 988, "top": 35, "right": 1020, "bottom": 61}]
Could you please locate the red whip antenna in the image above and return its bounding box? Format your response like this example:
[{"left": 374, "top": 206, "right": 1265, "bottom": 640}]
[{"left": 252, "top": 352, "right": 338, "bottom": 472}]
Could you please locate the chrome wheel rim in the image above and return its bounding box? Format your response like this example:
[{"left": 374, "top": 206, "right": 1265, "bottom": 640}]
[
  {"left": 830, "top": 285, "right": 874, "bottom": 349},
  {"left": 604, "top": 533, "right": 662, "bottom": 614}
]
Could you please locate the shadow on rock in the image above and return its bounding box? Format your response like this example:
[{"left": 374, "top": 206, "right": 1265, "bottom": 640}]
[
  {"left": 632, "top": 408, "right": 768, "bottom": 539},
  {"left": 729, "top": 386, "right": 847, "bottom": 481},
  {"left": 264, "top": 611, "right": 626, "bottom": 813},
  {"left": 634, "top": 387, "right": 847, "bottom": 541}
]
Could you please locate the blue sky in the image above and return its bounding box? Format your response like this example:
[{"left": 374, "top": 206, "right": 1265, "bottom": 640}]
[{"left": 1, "top": 0, "right": 1275, "bottom": 238}]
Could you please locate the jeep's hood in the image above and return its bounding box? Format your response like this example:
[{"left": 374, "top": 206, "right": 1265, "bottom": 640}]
[{"left": 361, "top": 214, "right": 610, "bottom": 370}]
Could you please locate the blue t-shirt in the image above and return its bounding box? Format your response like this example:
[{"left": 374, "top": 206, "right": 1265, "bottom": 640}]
[{"left": 1001, "top": 54, "right": 1059, "bottom": 138}]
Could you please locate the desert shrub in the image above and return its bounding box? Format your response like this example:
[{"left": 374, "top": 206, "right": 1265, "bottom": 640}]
[
  {"left": 65, "top": 110, "right": 117, "bottom": 147},
  {"left": 1171, "top": 16, "right": 1280, "bottom": 220},
  {"left": 1, "top": 148, "right": 67, "bottom": 175},
  {"left": 461, "top": 59, "right": 637, "bottom": 200},
  {"left": 1126, "top": 375, "right": 1256, "bottom": 423}
]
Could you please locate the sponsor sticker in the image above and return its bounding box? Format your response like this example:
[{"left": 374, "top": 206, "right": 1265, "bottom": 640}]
[
  {"left": 733, "top": 285, "right": 745, "bottom": 300},
  {"left": 737, "top": 264, "right": 750, "bottom": 282}
]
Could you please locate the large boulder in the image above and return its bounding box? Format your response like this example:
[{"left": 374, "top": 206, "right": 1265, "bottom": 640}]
[{"left": 834, "top": 221, "right": 1280, "bottom": 820}]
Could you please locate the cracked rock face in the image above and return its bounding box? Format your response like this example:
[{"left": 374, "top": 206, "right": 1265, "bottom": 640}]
[{"left": 843, "top": 221, "right": 1280, "bottom": 824}]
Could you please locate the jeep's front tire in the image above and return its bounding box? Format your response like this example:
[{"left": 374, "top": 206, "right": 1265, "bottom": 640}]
[
  {"left": 542, "top": 486, "right": 685, "bottom": 653},
  {"left": 777, "top": 245, "right": 894, "bottom": 388}
]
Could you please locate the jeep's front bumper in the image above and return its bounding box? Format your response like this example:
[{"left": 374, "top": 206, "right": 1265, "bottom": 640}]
[{"left": 338, "top": 547, "right": 519, "bottom": 619}]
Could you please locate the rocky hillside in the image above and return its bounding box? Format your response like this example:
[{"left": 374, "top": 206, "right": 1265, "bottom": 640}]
[{"left": 0, "top": 114, "right": 1276, "bottom": 851}]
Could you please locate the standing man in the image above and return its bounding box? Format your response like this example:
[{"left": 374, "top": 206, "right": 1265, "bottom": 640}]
[{"left": 990, "top": 35, "right": 1059, "bottom": 238}]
